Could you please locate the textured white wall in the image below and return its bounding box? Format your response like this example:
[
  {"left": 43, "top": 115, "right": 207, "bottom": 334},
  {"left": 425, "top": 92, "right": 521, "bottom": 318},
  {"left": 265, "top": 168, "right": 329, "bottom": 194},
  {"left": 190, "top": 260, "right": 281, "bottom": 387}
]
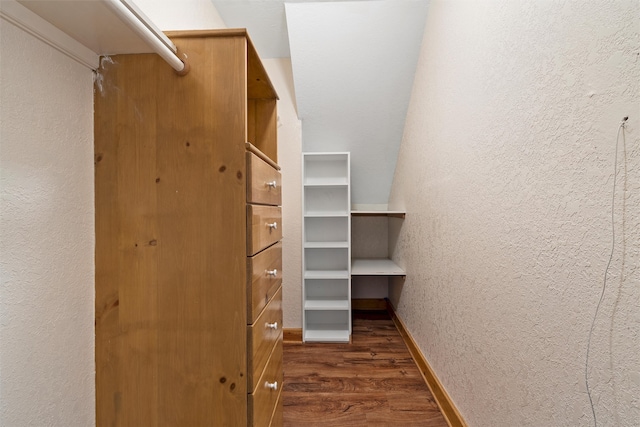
[
  {"left": 389, "top": 1, "right": 640, "bottom": 426},
  {"left": 0, "top": 20, "right": 95, "bottom": 427},
  {"left": 262, "top": 58, "right": 303, "bottom": 329}
]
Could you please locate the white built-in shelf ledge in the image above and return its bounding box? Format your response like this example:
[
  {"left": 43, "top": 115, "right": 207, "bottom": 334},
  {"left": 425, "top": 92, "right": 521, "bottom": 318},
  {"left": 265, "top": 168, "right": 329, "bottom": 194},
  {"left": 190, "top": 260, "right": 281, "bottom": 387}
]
[
  {"left": 351, "top": 259, "right": 406, "bottom": 276},
  {"left": 351, "top": 210, "right": 406, "bottom": 218},
  {"left": 304, "top": 270, "right": 350, "bottom": 280},
  {"left": 304, "top": 180, "right": 349, "bottom": 186},
  {"left": 304, "top": 329, "right": 350, "bottom": 343},
  {"left": 304, "top": 300, "right": 350, "bottom": 310},
  {"left": 304, "top": 211, "right": 350, "bottom": 218},
  {"left": 304, "top": 241, "right": 349, "bottom": 249},
  {"left": 3, "top": 0, "right": 180, "bottom": 71}
]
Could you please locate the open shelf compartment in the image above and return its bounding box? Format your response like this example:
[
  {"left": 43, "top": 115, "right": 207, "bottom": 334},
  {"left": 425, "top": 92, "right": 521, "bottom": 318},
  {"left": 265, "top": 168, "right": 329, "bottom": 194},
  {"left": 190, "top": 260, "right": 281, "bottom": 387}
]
[
  {"left": 304, "top": 310, "right": 350, "bottom": 343},
  {"left": 303, "top": 153, "right": 349, "bottom": 186}
]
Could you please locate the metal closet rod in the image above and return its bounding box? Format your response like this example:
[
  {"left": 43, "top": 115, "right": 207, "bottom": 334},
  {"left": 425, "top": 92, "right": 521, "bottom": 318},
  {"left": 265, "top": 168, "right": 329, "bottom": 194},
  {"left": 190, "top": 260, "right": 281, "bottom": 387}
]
[{"left": 102, "top": 0, "right": 190, "bottom": 75}]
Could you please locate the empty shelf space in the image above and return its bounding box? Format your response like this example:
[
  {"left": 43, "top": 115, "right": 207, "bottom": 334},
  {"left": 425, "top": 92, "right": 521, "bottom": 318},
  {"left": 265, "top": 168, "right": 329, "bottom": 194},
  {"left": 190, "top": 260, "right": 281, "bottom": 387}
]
[{"left": 351, "top": 259, "right": 405, "bottom": 276}]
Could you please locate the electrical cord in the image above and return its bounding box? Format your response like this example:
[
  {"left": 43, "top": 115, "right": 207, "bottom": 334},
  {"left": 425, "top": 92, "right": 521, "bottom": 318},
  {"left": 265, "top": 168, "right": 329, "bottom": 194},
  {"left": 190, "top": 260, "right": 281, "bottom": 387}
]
[{"left": 584, "top": 116, "right": 628, "bottom": 427}]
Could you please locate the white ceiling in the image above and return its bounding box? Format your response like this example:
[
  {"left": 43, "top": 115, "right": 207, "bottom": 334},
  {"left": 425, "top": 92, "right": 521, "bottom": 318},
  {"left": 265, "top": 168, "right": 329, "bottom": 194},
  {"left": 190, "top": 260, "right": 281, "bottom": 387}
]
[
  {"left": 213, "top": 0, "right": 429, "bottom": 205},
  {"left": 6, "top": 0, "right": 428, "bottom": 204}
]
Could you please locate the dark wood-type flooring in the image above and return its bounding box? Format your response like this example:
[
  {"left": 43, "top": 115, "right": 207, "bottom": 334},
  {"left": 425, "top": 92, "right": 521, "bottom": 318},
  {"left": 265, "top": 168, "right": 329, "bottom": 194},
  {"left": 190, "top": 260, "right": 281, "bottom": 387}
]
[{"left": 282, "top": 311, "right": 449, "bottom": 426}]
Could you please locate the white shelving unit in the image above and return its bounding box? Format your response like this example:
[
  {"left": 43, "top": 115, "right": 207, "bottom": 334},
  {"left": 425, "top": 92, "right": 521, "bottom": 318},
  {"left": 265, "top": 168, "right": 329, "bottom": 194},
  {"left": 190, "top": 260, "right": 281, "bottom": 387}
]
[
  {"left": 351, "top": 209, "right": 406, "bottom": 280},
  {"left": 302, "top": 153, "right": 351, "bottom": 342}
]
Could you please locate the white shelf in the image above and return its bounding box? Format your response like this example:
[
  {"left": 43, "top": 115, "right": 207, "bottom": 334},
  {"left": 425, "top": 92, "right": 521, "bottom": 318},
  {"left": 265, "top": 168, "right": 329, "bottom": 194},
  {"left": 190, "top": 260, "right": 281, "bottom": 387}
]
[
  {"left": 304, "top": 241, "right": 349, "bottom": 249},
  {"left": 304, "top": 179, "right": 349, "bottom": 186},
  {"left": 304, "top": 211, "right": 349, "bottom": 218},
  {"left": 304, "top": 270, "right": 350, "bottom": 280},
  {"left": 5, "top": 0, "right": 176, "bottom": 70},
  {"left": 351, "top": 210, "right": 405, "bottom": 218},
  {"left": 351, "top": 258, "right": 405, "bottom": 276},
  {"left": 304, "top": 300, "right": 349, "bottom": 310},
  {"left": 304, "top": 328, "right": 350, "bottom": 343}
]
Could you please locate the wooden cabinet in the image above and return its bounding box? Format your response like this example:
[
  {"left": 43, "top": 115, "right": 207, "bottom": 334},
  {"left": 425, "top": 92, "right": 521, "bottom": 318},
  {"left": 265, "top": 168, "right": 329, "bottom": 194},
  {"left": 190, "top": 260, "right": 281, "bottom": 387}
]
[{"left": 94, "top": 29, "right": 282, "bottom": 426}]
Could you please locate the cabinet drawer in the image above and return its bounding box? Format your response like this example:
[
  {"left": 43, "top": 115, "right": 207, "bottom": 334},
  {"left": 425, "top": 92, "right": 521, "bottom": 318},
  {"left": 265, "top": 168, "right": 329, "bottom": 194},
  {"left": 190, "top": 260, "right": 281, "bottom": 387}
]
[
  {"left": 247, "top": 242, "right": 282, "bottom": 324},
  {"left": 248, "top": 340, "right": 283, "bottom": 427},
  {"left": 269, "top": 386, "right": 283, "bottom": 427},
  {"left": 247, "top": 152, "right": 281, "bottom": 206},
  {"left": 247, "top": 287, "right": 282, "bottom": 392},
  {"left": 247, "top": 205, "right": 282, "bottom": 256}
]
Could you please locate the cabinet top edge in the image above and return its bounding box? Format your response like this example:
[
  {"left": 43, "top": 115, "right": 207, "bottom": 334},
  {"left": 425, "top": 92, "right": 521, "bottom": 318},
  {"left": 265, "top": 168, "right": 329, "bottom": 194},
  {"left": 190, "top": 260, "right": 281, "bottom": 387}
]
[
  {"left": 165, "top": 28, "right": 279, "bottom": 101},
  {"left": 164, "top": 28, "right": 249, "bottom": 39}
]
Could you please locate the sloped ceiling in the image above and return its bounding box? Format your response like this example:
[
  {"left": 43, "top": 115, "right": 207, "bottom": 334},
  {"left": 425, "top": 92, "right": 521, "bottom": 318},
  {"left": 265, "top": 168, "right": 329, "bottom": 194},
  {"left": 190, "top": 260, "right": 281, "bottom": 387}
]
[{"left": 212, "top": 0, "right": 429, "bottom": 205}]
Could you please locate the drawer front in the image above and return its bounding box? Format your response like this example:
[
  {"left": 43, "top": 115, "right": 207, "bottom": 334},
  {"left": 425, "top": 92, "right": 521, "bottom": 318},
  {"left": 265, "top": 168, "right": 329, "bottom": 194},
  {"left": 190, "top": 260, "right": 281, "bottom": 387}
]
[
  {"left": 247, "top": 152, "right": 282, "bottom": 206},
  {"left": 248, "top": 340, "right": 283, "bottom": 427},
  {"left": 269, "top": 387, "right": 283, "bottom": 427},
  {"left": 247, "top": 287, "right": 282, "bottom": 392},
  {"left": 247, "top": 242, "right": 282, "bottom": 324},
  {"left": 247, "top": 205, "right": 282, "bottom": 256}
]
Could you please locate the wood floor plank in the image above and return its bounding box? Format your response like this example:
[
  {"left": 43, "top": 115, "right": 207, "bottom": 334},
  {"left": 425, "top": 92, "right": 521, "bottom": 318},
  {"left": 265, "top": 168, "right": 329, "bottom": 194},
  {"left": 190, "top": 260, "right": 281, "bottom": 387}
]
[
  {"left": 283, "top": 312, "right": 448, "bottom": 426},
  {"left": 285, "top": 376, "right": 430, "bottom": 393}
]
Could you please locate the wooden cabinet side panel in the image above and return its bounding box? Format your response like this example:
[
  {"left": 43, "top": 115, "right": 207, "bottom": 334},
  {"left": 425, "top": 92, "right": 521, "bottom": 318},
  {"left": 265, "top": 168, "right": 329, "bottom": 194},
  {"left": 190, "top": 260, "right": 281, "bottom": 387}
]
[
  {"left": 247, "top": 99, "right": 257, "bottom": 149},
  {"left": 95, "top": 35, "right": 249, "bottom": 426},
  {"left": 95, "top": 53, "right": 160, "bottom": 427},
  {"left": 156, "top": 35, "right": 248, "bottom": 427}
]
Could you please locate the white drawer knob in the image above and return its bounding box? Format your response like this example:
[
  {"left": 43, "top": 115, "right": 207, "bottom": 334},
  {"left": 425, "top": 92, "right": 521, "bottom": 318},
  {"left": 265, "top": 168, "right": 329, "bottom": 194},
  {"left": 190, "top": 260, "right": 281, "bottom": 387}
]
[
  {"left": 265, "top": 381, "right": 278, "bottom": 391},
  {"left": 266, "top": 181, "right": 277, "bottom": 189},
  {"left": 266, "top": 222, "right": 278, "bottom": 230},
  {"left": 266, "top": 269, "right": 278, "bottom": 277},
  {"left": 265, "top": 321, "right": 278, "bottom": 330}
]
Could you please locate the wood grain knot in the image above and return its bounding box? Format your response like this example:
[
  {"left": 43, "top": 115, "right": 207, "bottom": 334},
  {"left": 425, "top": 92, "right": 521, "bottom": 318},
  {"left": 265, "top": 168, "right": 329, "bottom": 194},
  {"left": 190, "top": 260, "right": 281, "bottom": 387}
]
[
  {"left": 219, "top": 165, "right": 226, "bottom": 172},
  {"left": 96, "top": 298, "right": 119, "bottom": 323},
  {"left": 155, "top": 177, "right": 160, "bottom": 183},
  {"left": 230, "top": 383, "right": 236, "bottom": 391},
  {"left": 95, "top": 153, "right": 103, "bottom": 164},
  {"left": 149, "top": 240, "right": 157, "bottom": 246},
  {"left": 185, "top": 141, "right": 191, "bottom": 147},
  {"left": 236, "top": 171, "right": 242, "bottom": 179}
]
